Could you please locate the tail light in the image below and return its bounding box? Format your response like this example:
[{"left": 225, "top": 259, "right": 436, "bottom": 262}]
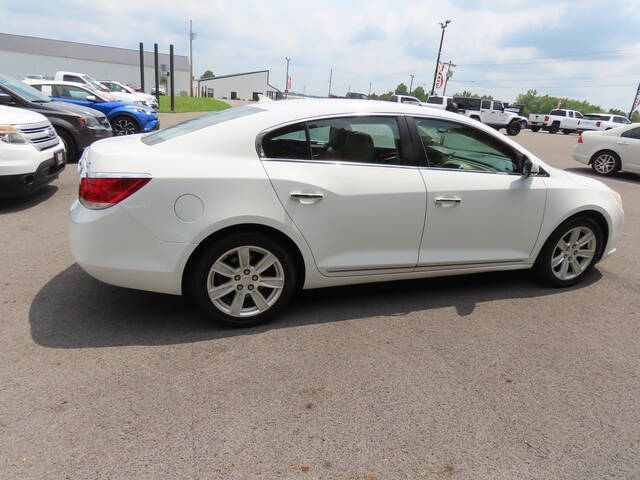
[
  {"left": 544, "top": 115, "right": 549, "bottom": 122},
  {"left": 577, "top": 135, "right": 583, "bottom": 144},
  {"left": 79, "top": 176, "right": 151, "bottom": 209},
  {"left": 596, "top": 121, "right": 601, "bottom": 127}
]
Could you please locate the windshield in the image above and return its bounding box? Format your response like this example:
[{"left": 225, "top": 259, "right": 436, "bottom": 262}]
[
  {"left": 0, "top": 74, "right": 51, "bottom": 102},
  {"left": 82, "top": 74, "right": 109, "bottom": 92},
  {"left": 142, "top": 106, "right": 263, "bottom": 145}
]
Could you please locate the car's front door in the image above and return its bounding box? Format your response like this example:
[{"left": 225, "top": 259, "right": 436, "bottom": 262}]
[
  {"left": 410, "top": 116, "right": 547, "bottom": 267},
  {"left": 492, "top": 101, "right": 508, "bottom": 126},
  {"left": 479, "top": 100, "right": 492, "bottom": 123},
  {"left": 260, "top": 115, "right": 427, "bottom": 275},
  {"left": 619, "top": 127, "right": 640, "bottom": 173}
]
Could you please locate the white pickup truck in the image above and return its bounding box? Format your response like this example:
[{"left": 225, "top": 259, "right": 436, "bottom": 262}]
[
  {"left": 388, "top": 94, "right": 424, "bottom": 105},
  {"left": 0, "top": 105, "right": 65, "bottom": 197},
  {"left": 424, "top": 95, "right": 454, "bottom": 110},
  {"left": 453, "top": 97, "right": 528, "bottom": 136},
  {"left": 577, "top": 113, "right": 631, "bottom": 132},
  {"left": 529, "top": 109, "right": 583, "bottom": 134}
]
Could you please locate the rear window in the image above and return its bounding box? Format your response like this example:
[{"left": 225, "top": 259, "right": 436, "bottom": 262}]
[
  {"left": 142, "top": 106, "right": 263, "bottom": 145},
  {"left": 584, "top": 114, "right": 607, "bottom": 120},
  {"left": 550, "top": 110, "right": 566, "bottom": 117},
  {"left": 426, "top": 96, "right": 442, "bottom": 104}
]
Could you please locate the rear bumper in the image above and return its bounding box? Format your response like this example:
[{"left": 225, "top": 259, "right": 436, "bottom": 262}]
[
  {"left": 69, "top": 200, "right": 194, "bottom": 295},
  {"left": 0, "top": 154, "right": 65, "bottom": 197}
]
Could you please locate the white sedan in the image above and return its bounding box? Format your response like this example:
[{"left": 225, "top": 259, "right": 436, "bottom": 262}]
[
  {"left": 70, "top": 100, "right": 624, "bottom": 326},
  {"left": 573, "top": 123, "right": 640, "bottom": 176}
]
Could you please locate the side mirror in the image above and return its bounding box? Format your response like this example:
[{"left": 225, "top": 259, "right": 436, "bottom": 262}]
[
  {"left": 86, "top": 95, "right": 97, "bottom": 102},
  {"left": 521, "top": 157, "right": 540, "bottom": 177}
]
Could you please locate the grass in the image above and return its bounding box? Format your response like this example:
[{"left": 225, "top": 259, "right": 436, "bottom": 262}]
[{"left": 158, "top": 96, "right": 231, "bottom": 113}]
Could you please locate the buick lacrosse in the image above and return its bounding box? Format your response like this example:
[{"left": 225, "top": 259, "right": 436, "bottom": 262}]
[{"left": 71, "top": 100, "right": 624, "bottom": 326}]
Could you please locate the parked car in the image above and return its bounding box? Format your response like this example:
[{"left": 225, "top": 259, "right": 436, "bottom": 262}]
[
  {"left": 539, "top": 109, "right": 583, "bottom": 134},
  {"left": 424, "top": 95, "right": 454, "bottom": 110},
  {"left": 54, "top": 71, "right": 146, "bottom": 106},
  {"left": 151, "top": 86, "right": 166, "bottom": 96},
  {"left": 70, "top": 100, "right": 623, "bottom": 326},
  {"left": 573, "top": 123, "right": 640, "bottom": 176},
  {"left": 0, "top": 74, "right": 112, "bottom": 161},
  {"left": 345, "top": 92, "right": 368, "bottom": 100},
  {"left": 99, "top": 80, "right": 158, "bottom": 110},
  {"left": 389, "top": 94, "right": 423, "bottom": 105},
  {"left": 528, "top": 112, "right": 547, "bottom": 132},
  {"left": 453, "top": 97, "right": 527, "bottom": 135},
  {"left": 0, "top": 105, "right": 65, "bottom": 197},
  {"left": 25, "top": 80, "right": 159, "bottom": 136},
  {"left": 577, "top": 113, "right": 631, "bottom": 133}
]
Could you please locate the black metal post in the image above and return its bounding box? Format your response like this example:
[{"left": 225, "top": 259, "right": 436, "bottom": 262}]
[
  {"left": 170, "top": 44, "right": 175, "bottom": 112},
  {"left": 431, "top": 21, "right": 450, "bottom": 95},
  {"left": 139, "top": 42, "right": 145, "bottom": 91},
  {"left": 154, "top": 43, "right": 159, "bottom": 103}
]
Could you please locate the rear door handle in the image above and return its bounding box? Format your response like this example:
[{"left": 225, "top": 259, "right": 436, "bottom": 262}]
[
  {"left": 290, "top": 192, "right": 324, "bottom": 204},
  {"left": 434, "top": 196, "right": 462, "bottom": 206}
]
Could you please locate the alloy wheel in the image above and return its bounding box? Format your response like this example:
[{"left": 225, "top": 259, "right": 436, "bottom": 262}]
[
  {"left": 550, "top": 226, "right": 597, "bottom": 281},
  {"left": 593, "top": 153, "right": 617, "bottom": 174},
  {"left": 206, "top": 245, "right": 285, "bottom": 318},
  {"left": 113, "top": 118, "right": 138, "bottom": 136}
]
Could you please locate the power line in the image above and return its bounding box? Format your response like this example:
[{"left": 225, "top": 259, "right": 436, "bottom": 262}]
[{"left": 452, "top": 48, "right": 640, "bottom": 67}]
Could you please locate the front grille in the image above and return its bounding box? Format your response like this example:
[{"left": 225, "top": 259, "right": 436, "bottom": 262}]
[
  {"left": 15, "top": 121, "right": 60, "bottom": 151},
  {"left": 98, "top": 116, "right": 111, "bottom": 128}
]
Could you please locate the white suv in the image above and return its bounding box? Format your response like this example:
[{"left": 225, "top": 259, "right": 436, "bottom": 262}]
[
  {"left": 454, "top": 97, "right": 528, "bottom": 136},
  {"left": 0, "top": 105, "right": 65, "bottom": 197}
]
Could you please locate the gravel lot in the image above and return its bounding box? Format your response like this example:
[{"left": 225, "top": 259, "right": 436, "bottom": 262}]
[{"left": 1, "top": 119, "right": 639, "bottom": 479}]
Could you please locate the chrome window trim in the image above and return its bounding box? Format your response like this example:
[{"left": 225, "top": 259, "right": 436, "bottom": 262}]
[{"left": 261, "top": 157, "right": 421, "bottom": 170}]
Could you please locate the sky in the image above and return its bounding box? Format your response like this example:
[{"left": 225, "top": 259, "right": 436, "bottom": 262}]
[{"left": 2, "top": 0, "right": 640, "bottom": 110}]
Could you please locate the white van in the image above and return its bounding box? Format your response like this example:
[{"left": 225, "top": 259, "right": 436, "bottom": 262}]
[{"left": 0, "top": 105, "right": 65, "bottom": 197}]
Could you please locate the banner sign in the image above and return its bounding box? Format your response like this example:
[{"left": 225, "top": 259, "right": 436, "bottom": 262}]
[
  {"left": 629, "top": 83, "right": 640, "bottom": 119},
  {"left": 434, "top": 63, "right": 446, "bottom": 92}
]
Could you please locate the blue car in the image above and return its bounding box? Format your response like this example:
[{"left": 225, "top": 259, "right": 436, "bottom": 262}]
[{"left": 28, "top": 81, "right": 159, "bottom": 136}]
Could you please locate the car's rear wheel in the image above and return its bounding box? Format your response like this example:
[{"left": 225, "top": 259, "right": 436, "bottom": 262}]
[
  {"left": 506, "top": 121, "right": 521, "bottom": 136},
  {"left": 112, "top": 116, "right": 139, "bottom": 136},
  {"left": 548, "top": 122, "right": 559, "bottom": 134},
  {"left": 534, "top": 217, "right": 602, "bottom": 287},
  {"left": 591, "top": 151, "right": 620, "bottom": 176},
  {"left": 188, "top": 233, "right": 298, "bottom": 326}
]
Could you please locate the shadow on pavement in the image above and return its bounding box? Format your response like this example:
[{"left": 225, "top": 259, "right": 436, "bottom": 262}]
[
  {"left": 30, "top": 263, "right": 602, "bottom": 349},
  {"left": 565, "top": 167, "right": 640, "bottom": 184},
  {"left": 0, "top": 185, "right": 57, "bottom": 214}
]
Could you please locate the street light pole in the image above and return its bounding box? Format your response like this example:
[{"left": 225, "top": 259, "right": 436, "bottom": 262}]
[
  {"left": 409, "top": 74, "right": 414, "bottom": 94},
  {"left": 368, "top": 82, "right": 372, "bottom": 98},
  {"left": 189, "top": 20, "right": 196, "bottom": 97},
  {"left": 284, "top": 57, "right": 291, "bottom": 98},
  {"left": 431, "top": 20, "right": 451, "bottom": 96}
]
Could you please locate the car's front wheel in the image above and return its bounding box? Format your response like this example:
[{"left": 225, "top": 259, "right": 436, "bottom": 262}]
[
  {"left": 112, "top": 116, "right": 139, "bottom": 136},
  {"left": 591, "top": 151, "right": 620, "bottom": 176},
  {"left": 506, "top": 121, "right": 521, "bottom": 136},
  {"left": 188, "top": 233, "right": 298, "bottom": 326},
  {"left": 534, "top": 217, "right": 602, "bottom": 287}
]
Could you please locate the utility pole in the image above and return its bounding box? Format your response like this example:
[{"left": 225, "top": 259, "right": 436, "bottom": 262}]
[
  {"left": 154, "top": 43, "right": 159, "bottom": 103},
  {"left": 169, "top": 44, "right": 175, "bottom": 112},
  {"left": 284, "top": 57, "right": 291, "bottom": 98},
  {"left": 431, "top": 20, "right": 451, "bottom": 95},
  {"left": 328, "top": 68, "right": 333, "bottom": 97},
  {"left": 409, "top": 74, "right": 415, "bottom": 94},
  {"left": 441, "top": 60, "right": 457, "bottom": 96},
  {"left": 138, "top": 42, "right": 145, "bottom": 91},
  {"left": 189, "top": 20, "right": 196, "bottom": 97},
  {"left": 368, "top": 82, "right": 372, "bottom": 98}
]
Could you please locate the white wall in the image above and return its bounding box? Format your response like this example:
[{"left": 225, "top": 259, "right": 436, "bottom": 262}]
[
  {"left": 198, "top": 71, "right": 278, "bottom": 100},
  {"left": 0, "top": 50, "right": 190, "bottom": 95}
]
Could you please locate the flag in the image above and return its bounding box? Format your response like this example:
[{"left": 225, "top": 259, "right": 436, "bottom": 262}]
[
  {"left": 286, "top": 75, "right": 292, "bottom": 93},
  {"left": 556, "top": 100, "right": 562, "bottom": 109},
  {"left": 435, "top": 63, "right": 446, "bottom": 91},
  {"left": 631, "top": 83, "right": 640, "bottom": 119}
]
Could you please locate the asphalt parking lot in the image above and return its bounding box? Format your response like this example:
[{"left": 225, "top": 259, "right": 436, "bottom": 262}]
[{"left": 1, "top": 120, "right": 639, "bottom": 479}]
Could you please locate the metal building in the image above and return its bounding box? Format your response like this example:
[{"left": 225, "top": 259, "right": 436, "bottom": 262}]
[
  {"left": 0, "top": 32, "right": 190, "bottom": 95},
  {"left": 196, "top": 70, "right": 281, "bottom": 101}
]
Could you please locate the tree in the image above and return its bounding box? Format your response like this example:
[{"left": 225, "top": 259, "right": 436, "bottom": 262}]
[
  {"left": 395, "top": 83, "right": 408, "bottom": 95},
  {"left": 632, "top": 111, "right": 640, "bottom": 122},
  {"left": 412, "top": 86, "right": 427, "bottom": 102},
  {"left": 200, "top": 70, "right": 215, "bottom": 79}
]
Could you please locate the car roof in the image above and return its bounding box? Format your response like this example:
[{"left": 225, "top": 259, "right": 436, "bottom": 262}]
[
  {"left": 253, "top": 98, "right": 448, "bottom": 116},
  {"left": 25, "top": 80, "right": 94, "bottom": 89}
]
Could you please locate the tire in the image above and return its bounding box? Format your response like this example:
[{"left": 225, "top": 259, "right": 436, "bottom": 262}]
[
  {"left": 531, "top": 126, "right": 541, "bottom": 132},
  {"left": 548, "top": 122, "right": 560, "bottom": 134},
  {"left": 470, "top": 115, "right": 481, "bottom": 122},
  {"left": 55, "top": 128, "right": 76, "bottom": 162},
  {"left": 187, "top": 232, "right": 298, "bottom": 326},
  {"left": 534, "top": 216, "right": 602, "bottom": 287},
  {"left": 506, "top": 121, "right": 521, "bottom": 136},
  {"left": 562, "top": 130, "right": 571, "bottom": 135},
  {"left": 591, "top": 150, "right": 620, "bottom": 176},
  {"left": 111, "top": 115, "right": 140, "bottom": 136}
]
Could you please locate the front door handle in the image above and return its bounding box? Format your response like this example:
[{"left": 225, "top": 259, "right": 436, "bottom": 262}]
[
  {"left": 434, "top": 196, "right": 462, "bottom": 206},
  {"left": 290, "top": 192, "right": 324, "bottom": 204}
]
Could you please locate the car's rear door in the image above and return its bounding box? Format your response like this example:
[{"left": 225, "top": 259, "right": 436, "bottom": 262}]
[
  {"left": 409, "top": 115, "right": 547, "bottom": 266},
  {"left": 619, "top": 126, "right": 640, "bottom": 173},
  {"left": 260, "top": 115, "right": 427, "bottom": 276}
]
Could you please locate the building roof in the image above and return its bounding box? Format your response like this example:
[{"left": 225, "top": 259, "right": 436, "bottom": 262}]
[
  {"left": 198, "top": 70, "right": 281, "bottom": 92},
  {"left": 0, "top": 32, "right": 190, "bottom": 71}
]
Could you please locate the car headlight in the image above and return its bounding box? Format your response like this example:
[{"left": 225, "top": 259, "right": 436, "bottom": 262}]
[
  {"left": 84, "top": 116, "right": 99, "bottom": 127},
  {"left": 611, "top": 190, "right": 623, "bottom": 208},
  {"left": 126, "top": 105, "right": 151, "bottom": 114},
  {"left": 0, "top": 125, "right": 29, "bottom": 144}
]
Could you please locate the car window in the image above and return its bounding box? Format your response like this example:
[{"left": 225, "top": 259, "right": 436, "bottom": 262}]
[
  {"left": 584, "top": 114, "right": 605, "bottom": 120},
  {"left": 63, "top": 75, "right": 82, "bottom": 83},
  {"left": 142, "top": 106, "right": 262, "bottom": 145},
  {"left": 401, "top": 97, "right": 420, "bottom": 104},
  {"left": 550, "top": 110, "right": 566, "bottom": 117},
  {"left": 261, "top": 123, "right": 310, "bottom": 160},
  {"left": 54, "top": 85, "right": 93, "bottom": 100},
  {"left": 390, "top": 95, "right": 398, "bottom": 102},
  {"left": 306, "top": 116, "right": 402, "bottom": 165},
  {"left": 613, "top": 116, "right": 626, "bottom": 124},
  {"left": 0, "top": 74, "right": 52, "bottom": 102},
  {"left": 427, "top": 96, "right": 442, "bottom": 104},
  {"left": 493, "top": 101, "right": 503, "bottom": 110},
  {"left": 621, "top": 127, "right": 640, "bottom": 140},
  {"left": 414, "top": 117, "right": 521, "bottom": 173},
  {"left": 575, "top": 112, "right": 583, "bottom": 119},
  {"left": 568, "top": 111, "right": 574, "bottom": 118},
  {"left": 481, "top": 100, "right": 491, "bottom": 109}
]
